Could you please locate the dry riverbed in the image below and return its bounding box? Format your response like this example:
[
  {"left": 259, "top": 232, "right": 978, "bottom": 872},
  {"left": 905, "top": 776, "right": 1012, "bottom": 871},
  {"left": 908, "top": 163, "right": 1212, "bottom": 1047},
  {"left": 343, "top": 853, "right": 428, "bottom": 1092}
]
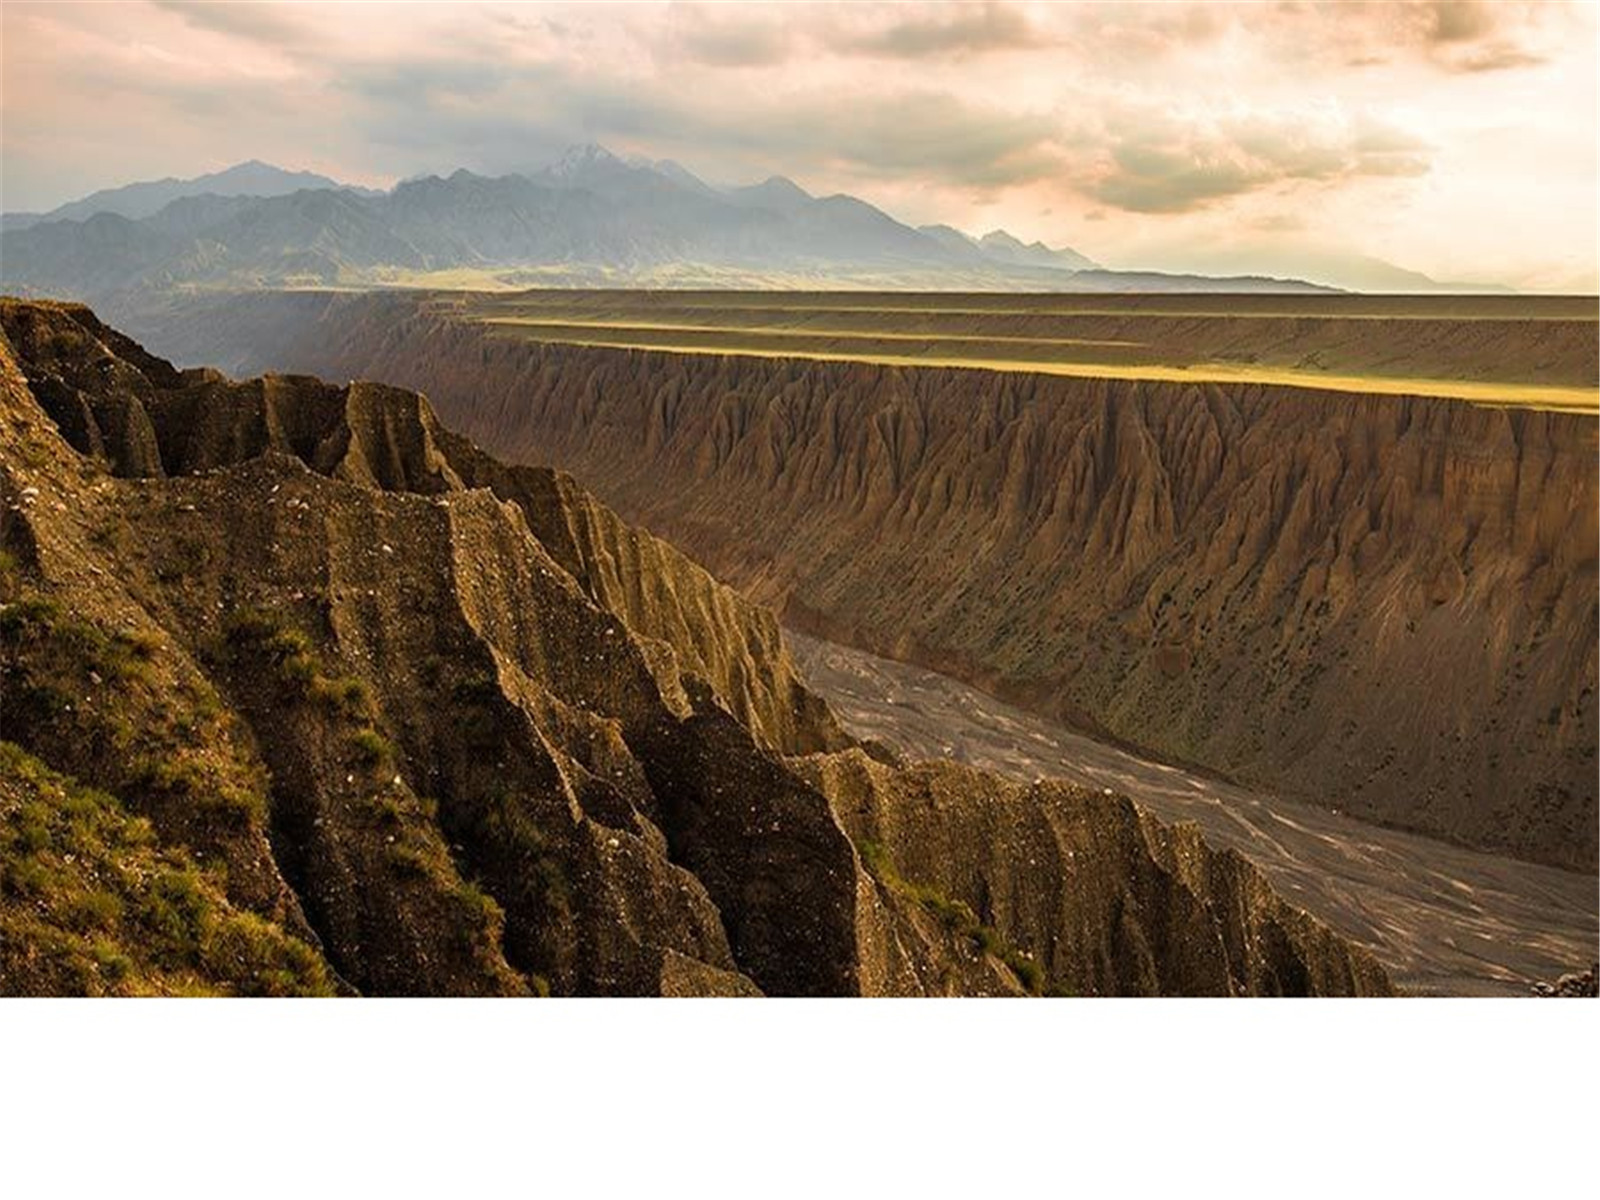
[{"left": 789, "top": 631, "right": 1598, "bottom": 996}]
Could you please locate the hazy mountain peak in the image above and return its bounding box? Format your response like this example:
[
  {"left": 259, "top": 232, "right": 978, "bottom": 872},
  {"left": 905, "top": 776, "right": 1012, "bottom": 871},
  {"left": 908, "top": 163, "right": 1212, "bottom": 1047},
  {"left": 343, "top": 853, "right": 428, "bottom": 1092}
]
[
  {"left": 547, "top": 142, "right": 624, "bottom": 180},
  {"left": 757, "top": 175, "right": 810, "bottom": 199},
  {"left": 723, "top": 175, "right": 815, "bottom": 216},
  {"left": 6, "top": 160, "right": 357, "bottom": 228},
  {"left": 623, "top": 155, "right": 718, "bottom": 197},
  {"left": 979, "top": 229, "right": 1027, "bottom": 249},
  {"left": 975, "top": 228, "right": 1098, "bottom": 272}
]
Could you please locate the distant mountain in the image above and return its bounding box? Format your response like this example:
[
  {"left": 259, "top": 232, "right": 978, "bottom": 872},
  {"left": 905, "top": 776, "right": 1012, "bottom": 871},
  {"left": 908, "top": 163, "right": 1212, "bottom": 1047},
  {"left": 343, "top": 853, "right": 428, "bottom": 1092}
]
[
  {"left": 977, "top": 229, "right": 1098, "bottom": 273},
  {"left": 2, "top": 160, "right": 374, "bottom": 231},
  {"left": 727, "top": 176, "right": 816, "bottom": 215},
  {"left": 0, "top": 144, "right": 1338, "bottom": 297},
  {"left": 628, "top": 155, "right": 722, "bottom": 200},
  {"left": 1065, "top": 268, "right": 1337, "bottom": 294},
  {"left": 1272, "top": 251, "right": 1514, "bottom": 295},
  {"left": 1145, "top": 242, "right": 1514, "bottom": 295},
  {"left": 918, "top": 225, "right": 1098, "bottom": 272}
]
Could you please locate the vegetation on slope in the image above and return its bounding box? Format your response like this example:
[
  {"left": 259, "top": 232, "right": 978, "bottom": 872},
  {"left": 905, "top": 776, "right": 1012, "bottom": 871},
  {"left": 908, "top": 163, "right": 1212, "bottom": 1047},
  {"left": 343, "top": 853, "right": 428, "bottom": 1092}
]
[
  {"left": 0, "top": 297, "right": 1394, "bottom": 996},
  {"left": 0, "top": 742, "right": 332, "bottom": 996}
]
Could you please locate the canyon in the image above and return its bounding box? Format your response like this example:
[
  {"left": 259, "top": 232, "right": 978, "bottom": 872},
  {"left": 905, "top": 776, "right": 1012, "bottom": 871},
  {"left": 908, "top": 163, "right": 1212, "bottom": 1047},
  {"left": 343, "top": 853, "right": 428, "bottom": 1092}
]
[
  {"left": 124, "top": 289, "right": 1600, "bottom": 878},
  {"left": 790, "top": 632, "right": 1597, "bottom": 996},
  {"left": 0, "top": 299, "right": 1392, "bottom": 996}
]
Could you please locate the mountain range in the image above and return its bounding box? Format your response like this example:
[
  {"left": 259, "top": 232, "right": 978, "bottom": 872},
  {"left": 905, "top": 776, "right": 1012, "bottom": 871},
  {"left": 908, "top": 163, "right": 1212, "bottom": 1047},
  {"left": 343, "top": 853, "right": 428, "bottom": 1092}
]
[
  {"left": 0, "top": 148, "right": 1349, "bottom": 297},
  {"left": 0, "top": 160, "right": 378, "bottom": 231}
]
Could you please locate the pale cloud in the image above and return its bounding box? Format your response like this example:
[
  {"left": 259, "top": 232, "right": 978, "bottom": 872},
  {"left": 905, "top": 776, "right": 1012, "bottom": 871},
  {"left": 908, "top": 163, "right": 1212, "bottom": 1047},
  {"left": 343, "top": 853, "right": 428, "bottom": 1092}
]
[
  {"left": 1079, "top": 105, "right": 1434, "bottom": 214},
  {"left": 0, "top": 0, "right": 1593, "bottom": 289},
  {"left": 817, "top": 2, "right": 1050, "bottom": 59},
  {"left": 149, "top": 0, "right": 316, "bottom": 48},
  {"left": 659, "top": 1, "right": 1051, "bottom": 68}
]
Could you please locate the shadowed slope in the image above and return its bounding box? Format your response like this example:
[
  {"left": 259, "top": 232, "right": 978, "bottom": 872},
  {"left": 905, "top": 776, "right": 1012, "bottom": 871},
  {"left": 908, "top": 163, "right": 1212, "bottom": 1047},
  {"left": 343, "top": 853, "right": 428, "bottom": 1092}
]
[
  {"left": 132, "top": 290, "right": 1597, "bottom": 871},
  {"left": 0, "top": 299, "right": 1391, "bottom": 995}
]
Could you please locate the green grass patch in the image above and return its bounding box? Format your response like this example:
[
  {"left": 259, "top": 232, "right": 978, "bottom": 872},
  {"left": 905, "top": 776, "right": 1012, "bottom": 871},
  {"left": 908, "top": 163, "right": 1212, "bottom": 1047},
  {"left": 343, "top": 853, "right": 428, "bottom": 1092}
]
[
  {"left": 0, "top": 742, "right": 332, "bottom": 996},
  {"left": 857, "top": 837, "right": 1045, "bottom": 995},
  {"left": 222, "top": 605, "right": 398, "bottom": 775},
  {"left": 349, "top": 728, "right": 391, "bottom": 768}
]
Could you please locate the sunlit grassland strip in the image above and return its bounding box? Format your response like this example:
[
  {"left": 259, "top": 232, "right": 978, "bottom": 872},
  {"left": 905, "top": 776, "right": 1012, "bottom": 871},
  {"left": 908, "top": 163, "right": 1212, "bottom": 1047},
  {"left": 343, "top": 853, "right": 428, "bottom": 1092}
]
[
  {"left": 469, "top": 292, "right": 1599, "bottom": 322},
  {"left": 477, "top": 322, "right": 1598, "bottom": 414},
  {"left": 483, "top": 315, "right": 1144, "bottom": 348}
]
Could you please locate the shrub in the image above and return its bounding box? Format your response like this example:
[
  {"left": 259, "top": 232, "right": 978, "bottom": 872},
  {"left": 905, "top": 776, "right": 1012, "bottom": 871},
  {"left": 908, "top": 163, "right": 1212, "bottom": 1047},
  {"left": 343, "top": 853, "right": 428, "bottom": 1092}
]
[
  {"left": 453, "top": 880, "right": 504, "bottom": 932},
  {"left": 386, "top": 842, "right": 433, "bottom": 879},
  {"left": 156, "top": 534, "right": 211, "bottom": 582},
  {"left": 112, "top": 628, "right": 163, "bottom": 661},
  {"left": 64, "top": 888, "right": 125, "bottom": 933},
  {"left": 221, "top": 608, "right": 280, "bottom": 644},
  {"left": 12, "top": 801, "right": 53, "bottom": 854},
  {"left": 90, "top": 939, "right": 133, "bottom": 985},
  {"left": 310, "top": 674, "right": 371, "bottom": 717},
  {"left": 350, "top": 728, "right": 391, "bottom": 768},
  {"left": 128, "top": 753, "right": 264, "bottom": 823},
  {"left": 0, "top": 595, "right": 61, "bottom": 635},
  {"left": 136, "top": 866, "right": 211, "bottom": 966},
  {"left": 1006, "top": 954, "right": 1044, "bottom": 994},
  {"left": 856, "top": 836, "right": 1045, "bottom": 996}
]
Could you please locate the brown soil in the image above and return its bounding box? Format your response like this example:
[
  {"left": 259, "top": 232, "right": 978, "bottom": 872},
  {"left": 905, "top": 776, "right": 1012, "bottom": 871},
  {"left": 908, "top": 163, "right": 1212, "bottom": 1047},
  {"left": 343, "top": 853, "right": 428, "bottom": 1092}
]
[
  {"left": 0, "top": 298, "right": 1391, "bottom": 995},
  {"left": 131, "top": 289, "right": 1598, "bottom": 872},
  {"left": 790, "top": 631, "right": 1599, "bottom": 996}
]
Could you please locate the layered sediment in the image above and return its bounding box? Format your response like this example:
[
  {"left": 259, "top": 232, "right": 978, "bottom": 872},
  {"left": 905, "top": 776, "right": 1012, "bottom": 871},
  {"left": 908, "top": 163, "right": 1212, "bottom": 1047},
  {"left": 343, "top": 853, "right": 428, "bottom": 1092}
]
[
  {"left": 0, "top": 299, "right": 1389, "bottom": 995},
  {"left": 130, "top": 290, "right": 1599, "bottom": 871}
]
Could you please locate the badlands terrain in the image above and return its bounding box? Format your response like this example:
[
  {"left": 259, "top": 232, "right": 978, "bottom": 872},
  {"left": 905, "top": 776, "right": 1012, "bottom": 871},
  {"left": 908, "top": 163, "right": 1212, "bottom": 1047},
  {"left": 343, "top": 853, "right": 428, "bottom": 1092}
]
[
  {"left": 108, "top": 286, "right": 1598, "bottom": 995},
  {"left": 790, "top": 633, "right": 1596, "bottom": 996},
  {"left": 1, "top": 299, "right": 1394, "bottom": 996}
]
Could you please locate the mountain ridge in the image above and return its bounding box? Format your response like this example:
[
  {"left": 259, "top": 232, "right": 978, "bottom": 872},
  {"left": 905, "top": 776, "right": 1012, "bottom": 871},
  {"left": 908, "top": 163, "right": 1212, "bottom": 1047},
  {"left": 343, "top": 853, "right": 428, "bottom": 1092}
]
[
  {"left": 1, "top": 160, "right": 375, "bottom": 231},
  {"left": 1, "top": 152, "right": 1347, "bottom": 297}
]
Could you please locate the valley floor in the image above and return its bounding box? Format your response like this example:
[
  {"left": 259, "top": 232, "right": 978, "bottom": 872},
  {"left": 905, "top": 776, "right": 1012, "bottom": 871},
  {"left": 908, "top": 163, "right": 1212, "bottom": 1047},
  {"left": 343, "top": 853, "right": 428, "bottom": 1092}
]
[{"left": 789, "top": 631, "right": 1599, "bottom": 996}]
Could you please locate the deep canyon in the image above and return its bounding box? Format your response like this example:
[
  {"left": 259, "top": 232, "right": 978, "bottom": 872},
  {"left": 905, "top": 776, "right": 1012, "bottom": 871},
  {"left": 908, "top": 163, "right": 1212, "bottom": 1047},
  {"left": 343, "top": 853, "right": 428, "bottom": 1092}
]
[{"left": 126, "top": 289, "right": 1600, "bottom": 876}]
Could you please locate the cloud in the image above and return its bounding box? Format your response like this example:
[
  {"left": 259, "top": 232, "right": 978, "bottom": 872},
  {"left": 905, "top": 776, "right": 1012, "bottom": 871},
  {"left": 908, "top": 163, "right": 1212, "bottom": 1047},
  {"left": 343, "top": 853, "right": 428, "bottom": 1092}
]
[
  {"left": 1058, "top": 1, "right": 1565, "bottom": 75},
  {"left": 1080, "top": 106, "right": 1432, "bottom": 214},
  {"left": 819, "top": 2, "right": 1049, "bottom": 59},
  {"left": 149, "top": 0, "right": 313, "bottom": 48},
  {"left": 1446, "top": 43, "right": 1548, "bottom": 73},
  {"left": 665, "top": 9, "right": 794, "bottom": 67},
  {"left": 1321, "top": 0, "right": 1562, "bottom": 74},
  {"left": 1425, "top": 0, "right": 1505, "bottom": 45},
  {"left": 1413, "top": 0, "right": 1560, "bottom": 72},
  {"left": 660, "top": 2, "right": 1051, "bottom": 68}
]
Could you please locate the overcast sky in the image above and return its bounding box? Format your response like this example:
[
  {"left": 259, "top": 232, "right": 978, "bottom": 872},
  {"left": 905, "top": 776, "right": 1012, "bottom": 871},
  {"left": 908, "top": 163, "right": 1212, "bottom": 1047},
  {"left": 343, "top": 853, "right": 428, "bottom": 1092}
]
[{"left": 2, "top": 0, "right": 1595, "bottom": 290}]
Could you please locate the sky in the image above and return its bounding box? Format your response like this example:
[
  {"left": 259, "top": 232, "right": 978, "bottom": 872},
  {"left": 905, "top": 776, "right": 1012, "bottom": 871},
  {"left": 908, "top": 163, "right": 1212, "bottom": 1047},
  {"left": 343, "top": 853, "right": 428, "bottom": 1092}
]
[{"left": 1, "top": 0, "right": 1595, "bottom": 291}]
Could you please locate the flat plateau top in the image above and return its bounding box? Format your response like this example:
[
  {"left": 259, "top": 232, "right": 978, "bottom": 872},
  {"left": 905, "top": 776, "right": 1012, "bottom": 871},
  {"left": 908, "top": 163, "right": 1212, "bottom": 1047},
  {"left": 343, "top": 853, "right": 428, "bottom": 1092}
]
[{"left": 443, "top": 289, "right": 1599, "bottom": 414}]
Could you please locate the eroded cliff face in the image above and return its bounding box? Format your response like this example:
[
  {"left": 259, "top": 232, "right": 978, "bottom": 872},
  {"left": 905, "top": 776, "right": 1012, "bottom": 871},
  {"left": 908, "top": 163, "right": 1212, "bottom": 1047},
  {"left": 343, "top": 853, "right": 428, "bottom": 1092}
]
[
  {"left": 133, "top": 291, "right": 1599, "bottom": 871},
  {"left": 0, "top": 300, "right": 1389, "bottom": 996}
]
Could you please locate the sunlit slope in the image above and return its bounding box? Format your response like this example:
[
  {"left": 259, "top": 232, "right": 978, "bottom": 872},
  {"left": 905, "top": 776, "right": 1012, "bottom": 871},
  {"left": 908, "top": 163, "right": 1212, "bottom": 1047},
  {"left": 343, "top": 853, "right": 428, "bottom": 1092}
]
[{"left": 464, "top": 290, "right": 1599, "bottom": 413}]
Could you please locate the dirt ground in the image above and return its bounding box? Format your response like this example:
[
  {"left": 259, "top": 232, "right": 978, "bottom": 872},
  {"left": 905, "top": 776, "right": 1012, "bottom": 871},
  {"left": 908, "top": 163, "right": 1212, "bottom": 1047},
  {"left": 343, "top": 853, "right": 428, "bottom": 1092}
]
[{"left": 789, "top": 631, "right": 1599, "bottom": 996}]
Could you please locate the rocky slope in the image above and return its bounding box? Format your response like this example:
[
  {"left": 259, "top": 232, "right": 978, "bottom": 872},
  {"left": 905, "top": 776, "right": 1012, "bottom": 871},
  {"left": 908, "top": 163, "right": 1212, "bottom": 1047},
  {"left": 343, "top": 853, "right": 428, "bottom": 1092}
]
[
  {"left": 0, "top": 299, "right": 1390, "bottom": 996},
  {"left": 132, "top": 290, "right": 1598, "bottom": 872},
  {"left": 3, "top": 300, "right": 1388, "bottom": 998}
]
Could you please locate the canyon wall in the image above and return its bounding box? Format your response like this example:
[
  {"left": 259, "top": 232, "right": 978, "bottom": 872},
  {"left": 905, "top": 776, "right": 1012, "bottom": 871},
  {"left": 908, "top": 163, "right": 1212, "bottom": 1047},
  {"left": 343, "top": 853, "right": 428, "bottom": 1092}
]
[
  {"left": 2, "top": 300, "right": 1390, "bottom": 995},
  {"left": 123, "top": 292, "right": 1600, "bottom": 871}
]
